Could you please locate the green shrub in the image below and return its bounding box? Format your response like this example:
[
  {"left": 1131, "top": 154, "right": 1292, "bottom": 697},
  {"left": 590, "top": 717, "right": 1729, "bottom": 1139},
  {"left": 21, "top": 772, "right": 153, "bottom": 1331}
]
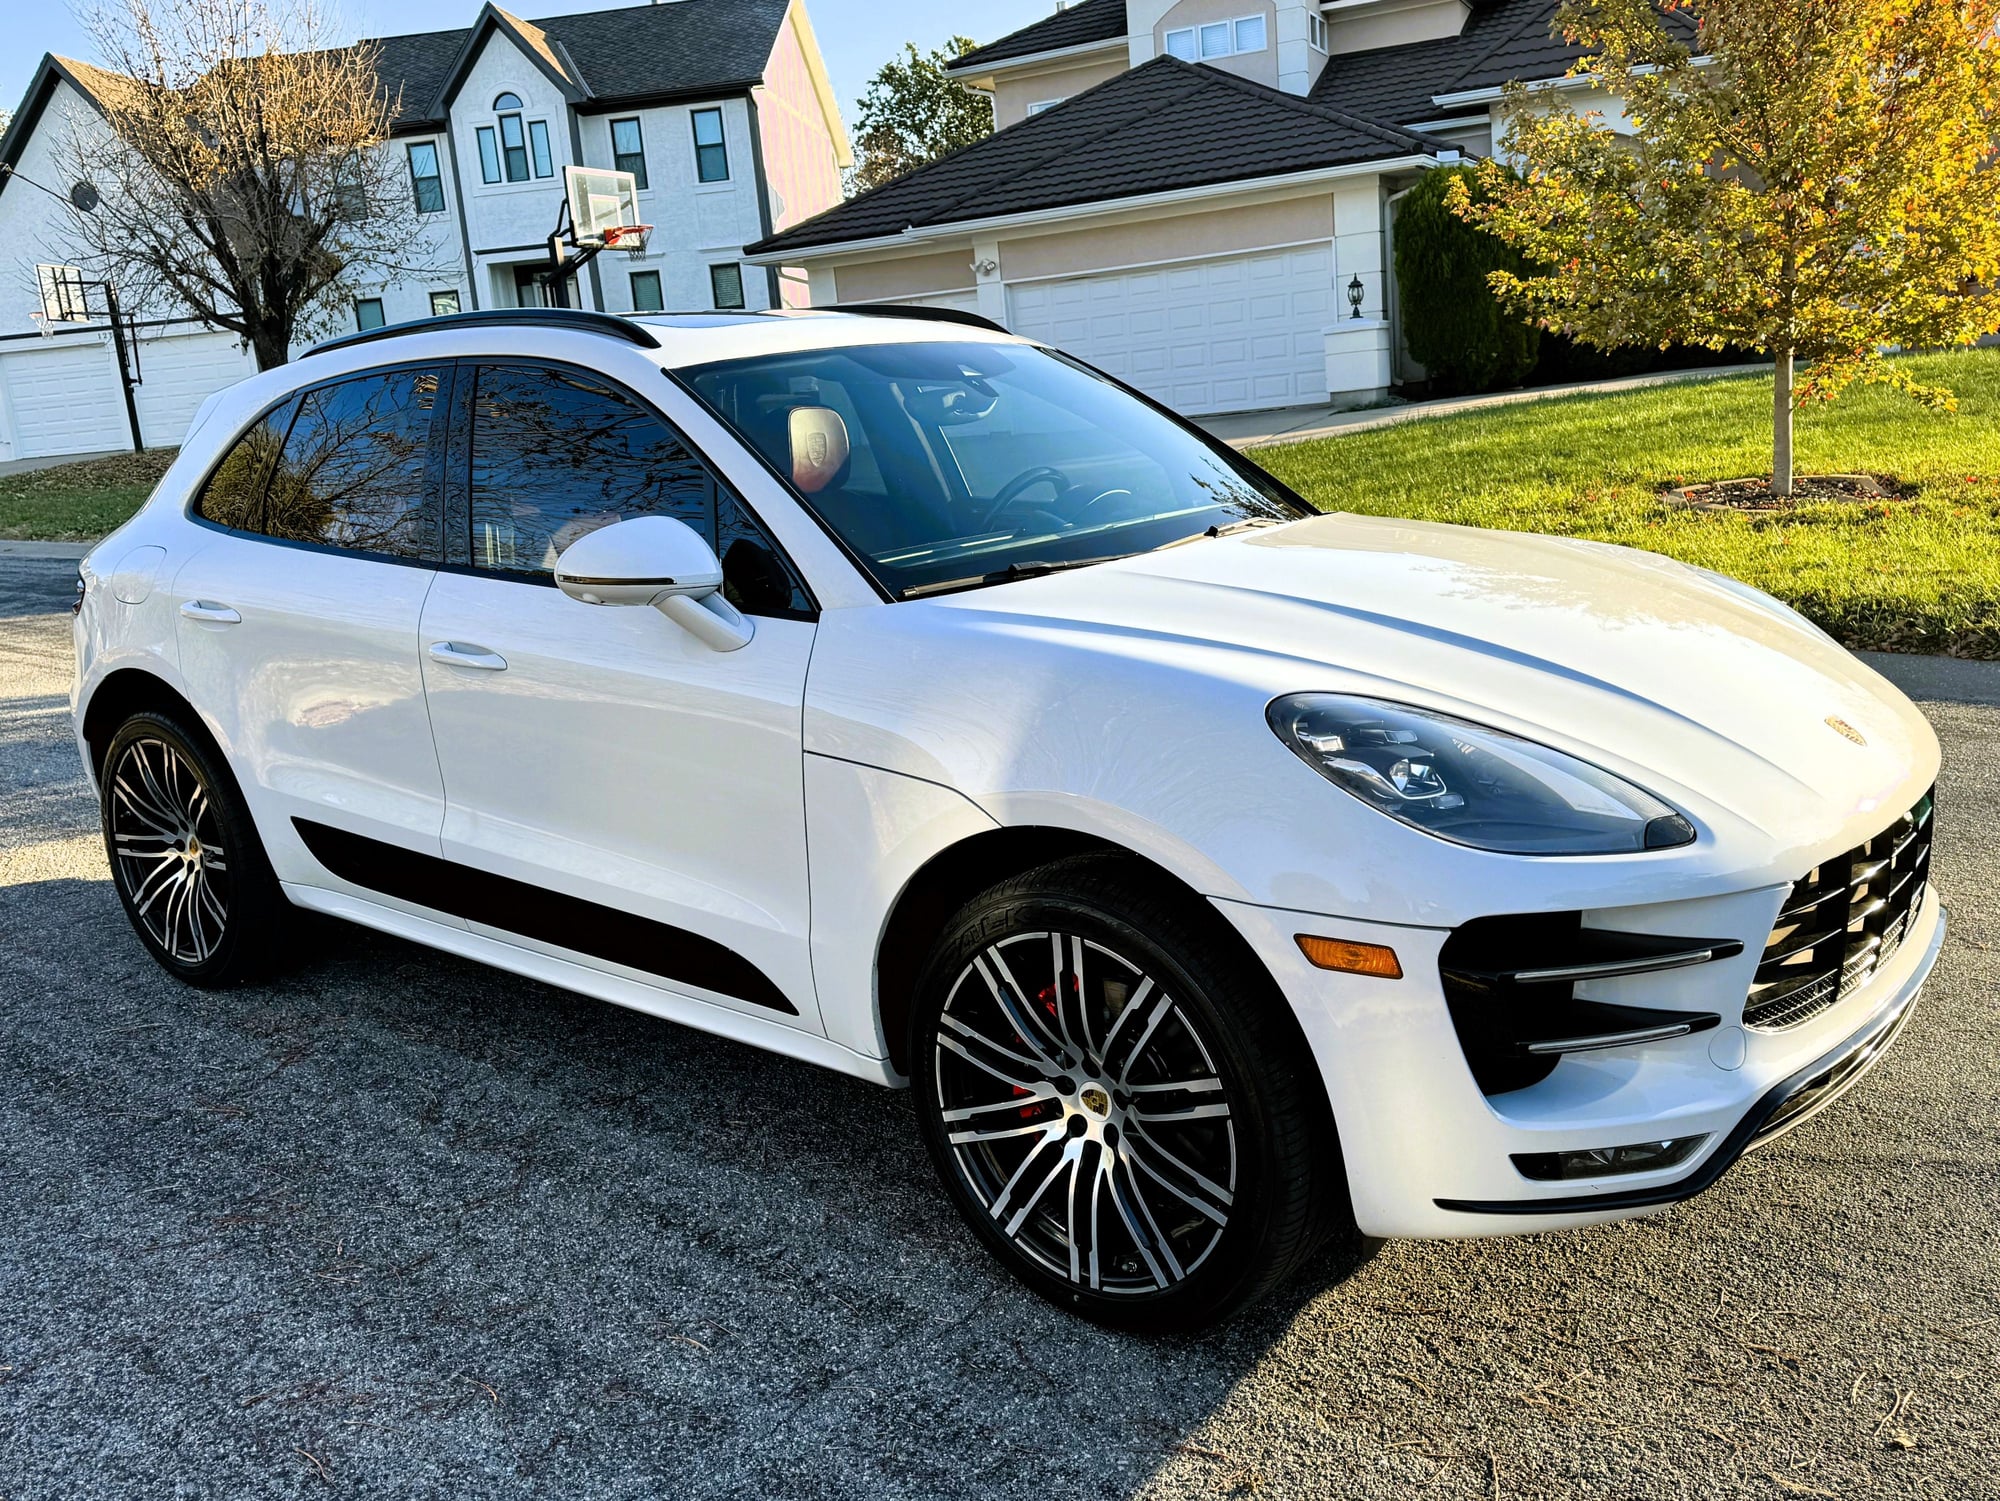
[{"left": 1394, "top": 165, "right": 1538, "bottom": 394}]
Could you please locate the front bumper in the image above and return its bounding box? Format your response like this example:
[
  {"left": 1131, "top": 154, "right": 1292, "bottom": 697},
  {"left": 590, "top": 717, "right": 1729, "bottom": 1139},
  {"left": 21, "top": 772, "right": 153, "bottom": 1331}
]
[{"left": 1212, "top": 881, "right": 1944, "bottom": 1239}]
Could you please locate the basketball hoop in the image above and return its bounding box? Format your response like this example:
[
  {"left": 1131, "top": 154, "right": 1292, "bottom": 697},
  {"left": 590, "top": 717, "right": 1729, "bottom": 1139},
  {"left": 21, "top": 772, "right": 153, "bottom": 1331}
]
[{"left": 601, "top": 223, "right": 654, "bottom": 260}]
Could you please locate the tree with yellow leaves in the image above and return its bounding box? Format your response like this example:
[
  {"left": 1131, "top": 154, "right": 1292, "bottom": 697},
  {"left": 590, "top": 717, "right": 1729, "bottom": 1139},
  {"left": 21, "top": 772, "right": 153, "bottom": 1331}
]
[{"left": 1456, "top": 0, "right": 2000, "bottom": 496}]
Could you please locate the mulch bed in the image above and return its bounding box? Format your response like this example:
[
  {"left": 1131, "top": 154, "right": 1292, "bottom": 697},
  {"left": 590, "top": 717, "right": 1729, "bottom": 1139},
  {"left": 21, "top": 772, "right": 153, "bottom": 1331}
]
[{"left": 1662, "top": 473, "right": 1912, "bottom": 511}]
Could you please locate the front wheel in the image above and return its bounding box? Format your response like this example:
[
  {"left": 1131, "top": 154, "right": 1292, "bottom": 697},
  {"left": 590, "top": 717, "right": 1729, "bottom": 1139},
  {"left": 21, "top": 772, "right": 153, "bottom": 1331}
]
[{"left": 911, "top": 856, "right": 1356, "bottom": 1331}]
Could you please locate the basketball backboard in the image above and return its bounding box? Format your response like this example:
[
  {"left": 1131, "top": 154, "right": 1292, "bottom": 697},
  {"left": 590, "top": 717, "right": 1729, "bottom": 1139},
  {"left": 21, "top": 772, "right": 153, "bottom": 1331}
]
[
  {"left": 564, "top": 165, "right": 645, "bottom": 250},
  {"left": 36, "top": 264, "right": 89, "bottom": 323}
]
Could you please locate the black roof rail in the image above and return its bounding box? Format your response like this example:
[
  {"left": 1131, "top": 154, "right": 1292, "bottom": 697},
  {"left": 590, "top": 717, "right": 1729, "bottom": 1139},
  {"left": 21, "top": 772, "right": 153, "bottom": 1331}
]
[
  {"left": 304, "top": 307, "right": 662, "bottom": 358},
  {"left": 819, "top": 303, "right": 1009, "bottom": 334}
]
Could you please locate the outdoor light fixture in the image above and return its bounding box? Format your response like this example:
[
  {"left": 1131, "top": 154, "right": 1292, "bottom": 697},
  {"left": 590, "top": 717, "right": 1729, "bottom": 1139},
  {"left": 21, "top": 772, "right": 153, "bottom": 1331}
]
[{"left": 1346, "top": 274, "right": 1365, "bottom": 318}]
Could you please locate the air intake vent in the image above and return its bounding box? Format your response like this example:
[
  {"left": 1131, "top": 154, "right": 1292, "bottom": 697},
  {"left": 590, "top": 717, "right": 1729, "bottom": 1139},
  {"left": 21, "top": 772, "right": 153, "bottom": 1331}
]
[{"left": 1746, "top": 789, "right": 1934, "bottom": 1032}]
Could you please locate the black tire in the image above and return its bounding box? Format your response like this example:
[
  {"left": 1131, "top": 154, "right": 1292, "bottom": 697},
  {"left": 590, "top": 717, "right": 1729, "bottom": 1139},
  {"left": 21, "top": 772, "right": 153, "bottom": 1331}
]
[
  {"left": 99, "top": 709, "right": 290, "bottom": 987},
  {"left": 910, "top": 854, "right": 1360, "bottom": 1332}
]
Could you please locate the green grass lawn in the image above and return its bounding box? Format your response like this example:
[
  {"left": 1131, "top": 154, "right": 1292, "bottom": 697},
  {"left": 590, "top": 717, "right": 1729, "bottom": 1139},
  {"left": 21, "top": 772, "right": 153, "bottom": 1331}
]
[
  {"left": 0, "top": 448, "right": 178, "bottom": 543},
  {"left": 1257, "top": 347, "right": 2000, "bottom": 657}
]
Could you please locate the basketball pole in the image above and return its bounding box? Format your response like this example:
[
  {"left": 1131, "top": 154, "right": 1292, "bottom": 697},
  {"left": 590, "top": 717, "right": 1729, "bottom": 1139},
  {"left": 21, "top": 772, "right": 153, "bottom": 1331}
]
[{"left": 103, "top": 285, "right": 143, "bottom": 454}]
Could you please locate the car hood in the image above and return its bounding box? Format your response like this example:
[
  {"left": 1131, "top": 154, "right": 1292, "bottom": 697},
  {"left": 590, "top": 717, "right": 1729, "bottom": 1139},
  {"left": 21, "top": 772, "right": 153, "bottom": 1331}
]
[{"left": 938, "top": 513, "right": 1935, "bottom": 841}]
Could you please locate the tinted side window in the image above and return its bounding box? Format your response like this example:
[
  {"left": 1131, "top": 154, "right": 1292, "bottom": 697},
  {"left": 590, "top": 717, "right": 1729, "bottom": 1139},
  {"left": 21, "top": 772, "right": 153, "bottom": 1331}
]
[
  {"left": 192, "top": 402, "right": 295, "bottom": 531},
  {"left": 468, "top": 363, "right": 810, "bottom": 615},
  {"left": 265, "top": 368, "right": 444, "bottom": 558}
]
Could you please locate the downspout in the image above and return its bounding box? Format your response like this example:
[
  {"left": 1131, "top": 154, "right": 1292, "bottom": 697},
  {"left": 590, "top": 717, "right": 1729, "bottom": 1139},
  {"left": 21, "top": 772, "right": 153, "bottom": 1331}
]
[
  {"left": 442, "top": 120, "right": 481, "bottom": 309},
  {"left": 745, "top": 92, "right": 783, "bottom": 308}
]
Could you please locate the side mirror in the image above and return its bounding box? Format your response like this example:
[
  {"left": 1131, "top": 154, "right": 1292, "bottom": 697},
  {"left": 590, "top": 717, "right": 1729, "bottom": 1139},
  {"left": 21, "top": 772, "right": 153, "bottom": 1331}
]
[{"left": 553, "top": 515, "right": 754, "bottom": 652}]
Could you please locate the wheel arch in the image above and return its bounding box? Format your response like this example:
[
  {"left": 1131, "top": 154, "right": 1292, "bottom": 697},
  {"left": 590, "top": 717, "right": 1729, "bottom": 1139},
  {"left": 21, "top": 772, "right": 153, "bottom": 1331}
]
[
  {"left": 874, "top": 824, "right": 1331, "bottom": 1138},
  {"left": 79, "top": 666, "right": 217, "bottom": 781}
]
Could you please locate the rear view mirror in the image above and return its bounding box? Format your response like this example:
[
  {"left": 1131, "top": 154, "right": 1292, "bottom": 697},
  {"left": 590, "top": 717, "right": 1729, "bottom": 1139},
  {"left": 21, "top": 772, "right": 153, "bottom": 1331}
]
[{"left": 554, "top": 515, "right": 753, "bottom": 652}]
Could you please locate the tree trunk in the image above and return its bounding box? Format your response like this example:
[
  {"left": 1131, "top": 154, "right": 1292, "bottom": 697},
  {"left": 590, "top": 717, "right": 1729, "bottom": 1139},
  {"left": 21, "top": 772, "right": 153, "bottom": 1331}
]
[
  {"left": 1772, "top": 346, "right": 1794, "bottom": 499},
  {"left": 249, "top": 322, "right": 292, "bottom": 371}
]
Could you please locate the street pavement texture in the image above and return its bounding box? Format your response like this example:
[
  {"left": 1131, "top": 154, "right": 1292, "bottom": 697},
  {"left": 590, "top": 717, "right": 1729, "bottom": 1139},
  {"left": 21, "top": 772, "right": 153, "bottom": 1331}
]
[{"left": 1, "top": 553, "right": 1995, "bottom": 1500}]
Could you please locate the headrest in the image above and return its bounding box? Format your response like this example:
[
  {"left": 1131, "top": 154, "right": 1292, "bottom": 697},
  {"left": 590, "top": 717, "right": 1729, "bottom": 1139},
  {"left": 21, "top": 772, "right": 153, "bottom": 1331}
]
[{"left": 788, "top": 406, "right": 850, "bottom": 495}]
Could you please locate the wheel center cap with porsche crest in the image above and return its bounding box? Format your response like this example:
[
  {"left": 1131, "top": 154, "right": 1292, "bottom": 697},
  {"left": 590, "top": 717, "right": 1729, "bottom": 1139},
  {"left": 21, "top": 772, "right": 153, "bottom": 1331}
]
[{"left": 1825, "top": 716, "right": 1867, "bottom": 746}]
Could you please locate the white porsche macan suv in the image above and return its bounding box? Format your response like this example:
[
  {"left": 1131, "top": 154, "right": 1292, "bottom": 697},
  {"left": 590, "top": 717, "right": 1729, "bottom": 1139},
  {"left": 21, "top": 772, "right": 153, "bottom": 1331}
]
[{"left": 72, "top": 307, "right": 1944, "bottom": 1330}]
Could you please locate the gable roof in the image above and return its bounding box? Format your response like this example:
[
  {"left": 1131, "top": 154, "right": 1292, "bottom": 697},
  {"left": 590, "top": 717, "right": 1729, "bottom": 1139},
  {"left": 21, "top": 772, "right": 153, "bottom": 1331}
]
[
  {"left": 750, "top": 56, "right": 1443, "bottom": 256},
  {"left": 0, "top": 55, "right": 129, "bottom": 197},
  {"left": 947, "top": 0, "right": 1128, "bottom": 72}
]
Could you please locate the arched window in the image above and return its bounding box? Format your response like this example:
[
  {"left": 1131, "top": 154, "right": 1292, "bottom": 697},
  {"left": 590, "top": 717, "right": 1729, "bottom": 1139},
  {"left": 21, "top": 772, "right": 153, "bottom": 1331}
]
[{"left": 493, "top": 92, "right": 523, "bottom": 111}]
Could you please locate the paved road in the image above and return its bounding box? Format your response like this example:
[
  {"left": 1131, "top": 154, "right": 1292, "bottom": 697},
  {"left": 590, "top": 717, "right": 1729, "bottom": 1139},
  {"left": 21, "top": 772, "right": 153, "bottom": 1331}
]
[{"left": 2, "top": 553, "right": 1995, "bottom": 1501}]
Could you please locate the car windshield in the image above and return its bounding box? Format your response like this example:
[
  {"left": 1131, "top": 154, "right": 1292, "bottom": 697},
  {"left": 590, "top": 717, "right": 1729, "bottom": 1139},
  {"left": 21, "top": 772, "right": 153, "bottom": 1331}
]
[{"left": 680, "top": 340, "right": 1310, "bottom": 598}]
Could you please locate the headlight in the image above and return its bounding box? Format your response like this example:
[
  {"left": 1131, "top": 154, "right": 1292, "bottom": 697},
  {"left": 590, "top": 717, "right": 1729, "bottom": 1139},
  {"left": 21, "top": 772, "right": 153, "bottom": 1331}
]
[{"left": 1267, "top": 694, "right": 1696, "bottom": 855}]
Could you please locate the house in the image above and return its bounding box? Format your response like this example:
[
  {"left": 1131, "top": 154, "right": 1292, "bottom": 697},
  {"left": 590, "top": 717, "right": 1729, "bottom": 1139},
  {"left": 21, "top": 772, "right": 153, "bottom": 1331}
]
[
  {"left": 746, "top": 0, "right": 1601, "bottom": 417},
  {"left": 0, "top": 0, "right": 849, "bottom": 461}
]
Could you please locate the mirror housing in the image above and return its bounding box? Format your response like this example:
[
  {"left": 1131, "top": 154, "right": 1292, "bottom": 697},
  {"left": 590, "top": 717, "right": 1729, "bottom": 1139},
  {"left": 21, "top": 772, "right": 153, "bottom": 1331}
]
[{"left": 554, "top": 516, "right": 754, "bottom": 652}]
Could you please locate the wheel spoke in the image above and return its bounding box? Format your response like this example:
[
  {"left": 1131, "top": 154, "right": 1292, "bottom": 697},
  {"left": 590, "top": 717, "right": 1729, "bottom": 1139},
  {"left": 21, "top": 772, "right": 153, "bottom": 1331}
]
[
  {"left": 1003, "top": 1135, "right": 1083, "bottom": 1238},
  {"left": 1096, "top": 975, "right": 1153, "bottom": 1065},
  {"left": 1129, "top": 1118, "right": 1235, "bottom": 1213},
  {"left": 937, "top": 1032, "right": 1056, "bottom": 1097},
  {"left": 940, "top": 1087, "right": 1059, "bottom": 1124},
  {"left": 1098, "top": 1149, "right": 1178, "bottom": 1288},
  {"left": 1125, "top": 1076, "right": 1224, "bottom": 1095},
  {"left": 941, "top": 1010, "right": 1055, "bottom": 1082},
  {"left": 987, "top": 1122, "right": 1067, "bottom": 1222},
  {"left": 977, "top": 949, "right": 1068, "bottom": 1066},
  {"left": 113, "top": 777, "right": 182, "bottom": 838},
  {"left": 1131, "top": 1101, "right": 1232, "bottom": 1125},
  {"left": 1127, "top": 1129, "right": 1232, "bottom": 1224},
  {"left": 1108, "top": 985, "right": 1174, "bottom": 1085},
  {"left": 129, "top": 854, "right": 183, "bottom": 916},
  {"left": 947, "top": 1118, "right": 1059, "bottom": 1147}
]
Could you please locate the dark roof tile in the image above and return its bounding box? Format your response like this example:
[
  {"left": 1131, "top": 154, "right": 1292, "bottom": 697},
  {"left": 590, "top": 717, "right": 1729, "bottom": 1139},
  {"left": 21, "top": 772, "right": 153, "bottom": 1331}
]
[
  {"left": 751, "top": 56, "right": 1442, "bottom": 255},
  {"left": 948, "top": 0, "right": 1128, "bottom": 72}
]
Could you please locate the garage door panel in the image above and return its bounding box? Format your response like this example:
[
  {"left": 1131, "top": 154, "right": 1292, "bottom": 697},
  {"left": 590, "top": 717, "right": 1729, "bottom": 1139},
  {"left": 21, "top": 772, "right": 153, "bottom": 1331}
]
[
  {"left": 134, "top": 331, "right": 256, "bottom": 447},
  {"left": 1009, "top": 246, "right": 1332, "bottom": 416},
  {"left": 1, "top": 338, "right": 127, "bottom": 458}
]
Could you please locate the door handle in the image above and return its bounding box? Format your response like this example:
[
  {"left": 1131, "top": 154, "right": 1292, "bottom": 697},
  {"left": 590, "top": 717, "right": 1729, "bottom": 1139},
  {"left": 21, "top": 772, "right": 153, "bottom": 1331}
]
[
  {"left": 179, "top": 599, "right": 242, "bottom": 624},
  {"left": 428, "top": 641, "right": 508, "bottom": 671}
]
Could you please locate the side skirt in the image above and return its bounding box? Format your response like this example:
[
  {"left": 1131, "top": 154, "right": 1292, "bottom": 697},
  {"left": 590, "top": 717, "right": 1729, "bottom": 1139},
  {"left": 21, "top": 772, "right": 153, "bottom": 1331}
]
[{"left": 283, "top": 882, "right": 900, "bottom": 1087}]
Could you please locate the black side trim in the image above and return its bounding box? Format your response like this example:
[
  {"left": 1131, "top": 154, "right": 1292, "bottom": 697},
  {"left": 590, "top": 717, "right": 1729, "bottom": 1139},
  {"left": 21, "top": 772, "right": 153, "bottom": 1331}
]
[
  {"left": 293, "top": 819, "right": 798, "bottom": 1015},
  {"left": 1434, "top": 962, "right": 1926, "bottom": 1216}
]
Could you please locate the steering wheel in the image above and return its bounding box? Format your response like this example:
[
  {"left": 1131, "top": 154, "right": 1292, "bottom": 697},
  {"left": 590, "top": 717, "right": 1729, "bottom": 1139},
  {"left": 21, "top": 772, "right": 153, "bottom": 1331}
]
[{"left": 978, "top": 465, "right": 1070, "bottom": 530}]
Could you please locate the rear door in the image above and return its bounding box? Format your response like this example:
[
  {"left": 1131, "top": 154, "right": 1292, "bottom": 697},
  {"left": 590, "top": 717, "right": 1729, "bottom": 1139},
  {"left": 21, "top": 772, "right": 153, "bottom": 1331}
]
[
  {"left": 172, "top": 362, "right": 452, "bottom": 904},
  {"left": 416, "top": 359, "right": 824, "bottom": 1027}
]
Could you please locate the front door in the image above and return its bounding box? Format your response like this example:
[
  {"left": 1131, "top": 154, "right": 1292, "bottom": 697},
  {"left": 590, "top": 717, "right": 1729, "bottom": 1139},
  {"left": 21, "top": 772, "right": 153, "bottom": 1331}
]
[
  {"left": 418, "top": 359, "right": 823, "bottom": 1027},
  {"left": 172, "top": 362, "right": 451, "bottom": 896}
]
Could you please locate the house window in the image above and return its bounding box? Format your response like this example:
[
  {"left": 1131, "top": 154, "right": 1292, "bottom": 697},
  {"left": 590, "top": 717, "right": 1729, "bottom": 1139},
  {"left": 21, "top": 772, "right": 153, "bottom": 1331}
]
[
  {"left": 709, "top": 263, "right": 744, "bottom": 310},
  {"left": 630, "top": 269, "right": 663, "bottom": 312},
  {"left": 498, "top": 112, "right": 530, "bottom": 182},
  {"left": 692, "top": 108, "right": 729, "bottom": 183},
  {"left": 354, "top": 298, "right": 386, "bottom": 331},
  {"left": 612, "top": 117, "right": 649, "bottom": 190},
  {"left": 529, "top": 119, "right": 554, "bottom": 178},
  {"left": 407, "top": 141, "right": 444, "bottom": 214},
  {"left": 1308, "top": 12, "right": 1328, "bottom": 50},
  {"left": 1168, "top": 15, "right": 1269, "bottom": 61},
  {"left": 1025, "top": 99, "right": 1063, "bottom": 116},
  {"left": 431, "top": 289, "right": 461, "bottom": 317},
  {"left": 476, "top": 126, "right": 501, "bottom": 183}
]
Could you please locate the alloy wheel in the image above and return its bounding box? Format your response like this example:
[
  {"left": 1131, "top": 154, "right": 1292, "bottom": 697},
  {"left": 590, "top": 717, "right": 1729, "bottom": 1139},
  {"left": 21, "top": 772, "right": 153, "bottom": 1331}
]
[
  {"left": 932, "top": 930, "right": 1238, "bottom": 1295},
  {"left": 107, "top": 735, "right": 231, "bottom": 965}
]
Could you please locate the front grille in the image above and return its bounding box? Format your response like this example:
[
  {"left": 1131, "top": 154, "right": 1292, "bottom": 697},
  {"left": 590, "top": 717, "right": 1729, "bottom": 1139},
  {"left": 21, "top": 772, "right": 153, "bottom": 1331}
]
[{"left": 1746, "top": 789, "right": 1934, "bottom": 1031}]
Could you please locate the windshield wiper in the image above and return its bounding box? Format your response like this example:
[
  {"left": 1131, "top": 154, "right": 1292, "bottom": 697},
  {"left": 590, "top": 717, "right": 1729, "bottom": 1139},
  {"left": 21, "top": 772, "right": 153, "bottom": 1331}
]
[
  {"left": 900, "top": 553, "right": 1135, "bottom": 600},
  {"left": 1158, "top": 516, "right": 1286, "bottom": 549}
]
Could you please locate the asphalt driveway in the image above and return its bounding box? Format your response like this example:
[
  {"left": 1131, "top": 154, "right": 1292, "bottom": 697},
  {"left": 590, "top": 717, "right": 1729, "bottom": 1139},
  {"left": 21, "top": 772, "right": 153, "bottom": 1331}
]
[{"left": 2, "top": 552, "right": 1996, "bottom": 1500}]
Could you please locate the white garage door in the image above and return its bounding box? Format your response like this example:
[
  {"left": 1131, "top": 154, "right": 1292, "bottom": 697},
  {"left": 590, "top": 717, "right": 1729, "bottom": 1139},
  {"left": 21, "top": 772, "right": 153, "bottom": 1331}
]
[
  {"left": 135, "top": 329, "right": 256, "bottom": 448},
  {"left": 0, "top": 336, "right": 129, "bottom": 459},
  {"left": 1007, "top": 246, "right": 1334, "bottom": 416}
]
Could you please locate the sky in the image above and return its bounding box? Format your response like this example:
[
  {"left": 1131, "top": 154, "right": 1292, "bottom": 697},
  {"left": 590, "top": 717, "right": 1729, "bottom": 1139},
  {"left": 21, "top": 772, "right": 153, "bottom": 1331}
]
[{"left": 0, "top": 0, "right": 1063, "bottom": 133}]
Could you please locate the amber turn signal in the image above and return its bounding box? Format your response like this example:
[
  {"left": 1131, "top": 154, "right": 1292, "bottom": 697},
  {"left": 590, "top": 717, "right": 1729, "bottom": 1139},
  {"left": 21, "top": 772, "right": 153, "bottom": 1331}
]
[{"left": 1295, "top": 934, "right": 1403, "bottom": 979}]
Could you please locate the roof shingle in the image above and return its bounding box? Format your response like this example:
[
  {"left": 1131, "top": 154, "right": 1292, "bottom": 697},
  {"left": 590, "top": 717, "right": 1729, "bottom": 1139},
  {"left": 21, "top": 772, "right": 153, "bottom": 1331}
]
[
  {"left": 750, "top": 56, "right": 1443, "bottom": 255},
  {"left": 947, "top": 0, "right": 1128, "bottom": 72}
]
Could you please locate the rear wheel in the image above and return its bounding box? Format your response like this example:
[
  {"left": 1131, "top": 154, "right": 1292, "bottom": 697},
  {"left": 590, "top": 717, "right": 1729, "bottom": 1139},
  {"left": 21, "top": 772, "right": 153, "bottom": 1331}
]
[
  {"left": 911, "top": 855, "right": 1355, "bottom": 1331},
  {"left": 99, "top": 711, "right": 288, "bottom": 987}
]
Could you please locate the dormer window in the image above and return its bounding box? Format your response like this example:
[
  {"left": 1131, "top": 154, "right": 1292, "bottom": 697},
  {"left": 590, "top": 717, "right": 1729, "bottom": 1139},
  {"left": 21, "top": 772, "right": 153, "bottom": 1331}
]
[
  {"left": 1165, "top": 13, "right": 1268, "bottom": 61},
  {"left": 1308, "top": 11, "right": 1328, "bottom": 49},
  {"left": 476, "top": 92, "right": 554, "bottom": 185}
]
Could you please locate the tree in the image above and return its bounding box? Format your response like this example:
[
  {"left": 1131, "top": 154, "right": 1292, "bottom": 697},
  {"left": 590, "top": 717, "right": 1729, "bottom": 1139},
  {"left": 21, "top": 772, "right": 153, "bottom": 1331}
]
[
  {"left": 58, "top": 0, "right": 444, "bottom": 369},
  {"left": 1395, "top": 165, "right": 1539, "bottom": 393},
  {"left": 848, "top": 37, "right": 992, "bottom": 195},
  {"left": 1456, "top": 0, "right": 2000, "bottom": 495}
]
